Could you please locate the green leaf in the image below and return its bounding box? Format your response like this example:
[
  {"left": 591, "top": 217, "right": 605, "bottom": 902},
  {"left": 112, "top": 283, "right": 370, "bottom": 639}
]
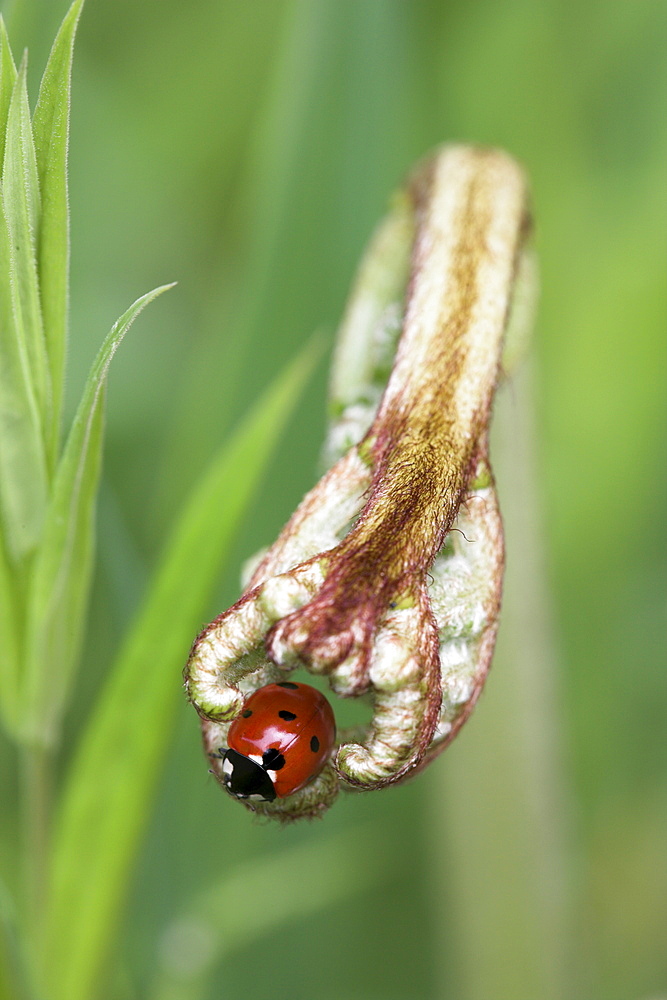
[
  {"left": 0, "top": 196, "right": 49, "bottom": 563},
  {"left": 21, "top": 285, "right": 175, "bottom": 748},
  {"left": 0, "top": 19, "right": 18, "bottom": 169},
  {"left": 0, "top": 23, "right": 38, "bottom": 732},
  {"left": 0, "top": 69, "right": 49, "bottom": 562},
  {"left": 43, "top": 341, "right": 319, "bottom": 1000},
  {"left": 2, "top": 58, "right": 49, "bottom": 423},
  {"left": 32, "top": 0, "right": 85, "bottom": 461}
]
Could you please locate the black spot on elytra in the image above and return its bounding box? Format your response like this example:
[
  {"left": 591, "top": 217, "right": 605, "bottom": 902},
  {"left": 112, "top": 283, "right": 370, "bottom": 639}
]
[
  {"left": 310, "top": 735, "right": 320, "bottom": 753},
  {"left": 262, "top": 747, "right": 286, "bottom": 771},
  {"left": 278, "top": 710, "right": 297, "bottom": 721},
  {"left": 242, "top": 709, "right": 253, "bottom": 718},
  {"left": 277, "top": 681, "right": 298, "bottom": 689}
]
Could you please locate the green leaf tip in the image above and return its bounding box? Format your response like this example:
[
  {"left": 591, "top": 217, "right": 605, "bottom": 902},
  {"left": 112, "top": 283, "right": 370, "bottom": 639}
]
[
  {"left": 20, "top": 282, "right": 175, "bottom": 749},
  {"left": 33, "top": 0, "right": 86, "bottom": 191},
  {"left": 0, "top": 18, "right": 18, "bottom": 169},
  {"left": 32, "top": 0, "right": 86, "bottom": 461}
]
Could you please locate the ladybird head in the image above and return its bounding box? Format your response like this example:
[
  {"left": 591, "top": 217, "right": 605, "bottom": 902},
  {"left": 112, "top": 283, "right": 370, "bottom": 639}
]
[{"left": 221, "top": 748, "right": 277, "bottom": 802}]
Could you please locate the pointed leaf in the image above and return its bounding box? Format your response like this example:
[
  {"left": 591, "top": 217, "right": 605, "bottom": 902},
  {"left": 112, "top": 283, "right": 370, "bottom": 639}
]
[
  {"left": 0, "top": 19, "right": 18, "bottom": 169},
  {"left": 44, "top": 342, "right": 319, "bottom": 1000},
  {"left": 33, "top": 0, "right": 85, "bottom": 459},
  {"left": 21, "top": 285, "right": 174, "bottom": 747},
  {"left": 0, "top": 190, "right": 49, "bottom": 562},
  {"left": 2, "top": 59, "right": 50, "bottom": 457}
]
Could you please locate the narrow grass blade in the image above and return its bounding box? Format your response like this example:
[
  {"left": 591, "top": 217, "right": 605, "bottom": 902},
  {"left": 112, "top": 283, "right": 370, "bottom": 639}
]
[
  {"left": 0, "top": 190, "right": 49, "bottom": 563},
  {"left": 43, "top": 341, "right": 319, "bottom": 1000},
  {"left": 149, "top": 827, "right": 386, "bottom": 1000},
  {"left": 2, "top": 58, "right": 50, "bottom": 435},
  {"left": 32, "top": 0, "right": 85, "bottom": 461},
  {"left": 0, "top": 19, "right": 18, "bottom": 168},
  {"left": 21, "top": 285, "right": 174, "bottom": 747}
]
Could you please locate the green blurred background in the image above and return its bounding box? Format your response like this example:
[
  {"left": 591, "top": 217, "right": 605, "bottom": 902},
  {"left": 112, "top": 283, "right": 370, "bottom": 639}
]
[{"left": 2, "top": 1, "right": 665, "bottom": 998}]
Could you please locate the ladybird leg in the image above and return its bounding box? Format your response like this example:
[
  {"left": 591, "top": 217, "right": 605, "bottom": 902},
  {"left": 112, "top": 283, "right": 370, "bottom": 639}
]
[{"left": 335, "top": 590, "right": 441, "bottom": 788}]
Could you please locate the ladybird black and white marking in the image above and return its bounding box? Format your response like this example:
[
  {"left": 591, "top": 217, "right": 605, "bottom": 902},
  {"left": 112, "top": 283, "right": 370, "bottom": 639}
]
[{"left": 215, "top": 682, "right": 336, "bottom": 801}]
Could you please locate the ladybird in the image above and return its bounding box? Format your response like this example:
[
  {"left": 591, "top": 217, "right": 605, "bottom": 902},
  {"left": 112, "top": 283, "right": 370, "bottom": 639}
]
[{"left": 217, "top": 682, "right": 336, "bottom": 802}]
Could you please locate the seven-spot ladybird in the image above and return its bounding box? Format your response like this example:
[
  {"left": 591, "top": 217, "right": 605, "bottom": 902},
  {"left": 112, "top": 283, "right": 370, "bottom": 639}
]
[{"left": 216, "top": 681, "right": 336, "bottom": 802}]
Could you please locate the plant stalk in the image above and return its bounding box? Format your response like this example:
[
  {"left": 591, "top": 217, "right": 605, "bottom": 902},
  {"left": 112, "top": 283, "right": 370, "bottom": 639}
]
[{"left": 20, "top": 743, "right": 51, "bottom": 952}]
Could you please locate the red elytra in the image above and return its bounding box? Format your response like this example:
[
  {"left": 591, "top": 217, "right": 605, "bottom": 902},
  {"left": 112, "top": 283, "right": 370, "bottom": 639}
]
[{"left": 225, "top": 681, "right": 336, "bottom": 799}]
